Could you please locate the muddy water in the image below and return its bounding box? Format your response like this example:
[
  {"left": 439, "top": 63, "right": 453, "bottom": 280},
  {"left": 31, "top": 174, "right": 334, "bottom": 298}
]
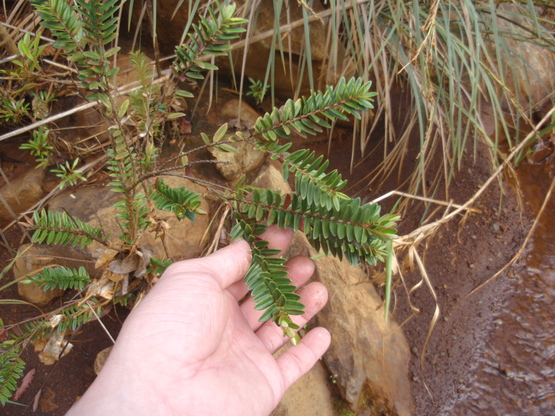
[{"left": 446, "top": 161, "right": 555, "bottom": 415}]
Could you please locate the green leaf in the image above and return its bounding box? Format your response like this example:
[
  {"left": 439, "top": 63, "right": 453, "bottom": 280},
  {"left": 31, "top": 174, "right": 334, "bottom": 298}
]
[
  {"left": 118, "top": 99, "right": 130, "bottom": 118},
  {"left": 213, "top": 123, "right": 228, "bottom": 143},
  {"left": 214, "top": 143, "right": 239, "bottom": 153},
  {"left": 167, "top": 112, "right": 186, "bottom": 119}
]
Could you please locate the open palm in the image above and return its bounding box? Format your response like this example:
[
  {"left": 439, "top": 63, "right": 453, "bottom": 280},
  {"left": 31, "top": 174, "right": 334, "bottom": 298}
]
[{"left": 68, "top": 227, "right": 330, "bottom": 416}]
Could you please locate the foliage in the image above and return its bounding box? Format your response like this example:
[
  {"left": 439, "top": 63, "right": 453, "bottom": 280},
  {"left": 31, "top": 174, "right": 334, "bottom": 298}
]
[
  {"left": 24, "top": 266, "right": 91, "bottom": 291},
  {"left": 19, "top": 126, "right": 53, "bottom": 167},
  {"left": 173, "top": 2, "right": 247, "bottom": 85},
  {"left": 31, "top": 209, "right": 107, "bottom": 248},
  {"left": 246, "top": 77, "right": 269, "bottom": 106},
  {"left": 0, "top": 0, "right": 399, "bottom": 403},
  {"left": 151, "top": 179, "right": 206, "bottom": 221},
  {"left": 50, "top": 158, "right": 87, "bottom": 189},
  {"left": 0, "top": 348, "right": 25, "bottom": 406}
]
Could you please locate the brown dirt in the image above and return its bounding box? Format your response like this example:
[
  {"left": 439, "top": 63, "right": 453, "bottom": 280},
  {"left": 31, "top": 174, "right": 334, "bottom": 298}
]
[
  {"left": 0, "top": 85, "right": 543, "bottom": 416},
  {"left": 0, "top": 220, "right": 129, "bottom": 415},
  {"left": 302, "top": 103, "right": 530, "bottom": 415}
]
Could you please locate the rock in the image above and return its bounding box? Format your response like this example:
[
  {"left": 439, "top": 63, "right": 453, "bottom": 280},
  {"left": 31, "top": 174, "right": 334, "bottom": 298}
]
[
  {"left": 220, "top": 98, "right": 261, "bottom": 128},
  {"left": 251, "top": 161, "right": 414, "bottom": 415},
  {"left": 222, "top": 0, "right": 351, "bottom": 98},
  {"left": 210, "top": 139, "right": 265, "bottom": 181},
  {"left": 289, "top": 233, "right": 413, "bottom": 415},
  {"left": 490, "top": 5, "right": 555, "bottom": 110},
  {"left": 48, "top": 186, "right": 121, "bottom": 223},
  {"left": 209, "top": 100, "right": 265, "bottom": 181},
  {"left": 271, "top": 360, "right": 334, "bottom": 416},
  {"left": 48, "top": 177, "right": 211, "bottom": 261},
  {"left": 14, "top": 244, "right": 100, "bottom": 307},
  {"left": 0, "top": 166, "right": 45, "bottom": 227},
  {"left": 94, "top": 346, "right": 113, "bottom": 375},
  {"left": 251, "top": 160, "right": 291, "bottom": 194}
]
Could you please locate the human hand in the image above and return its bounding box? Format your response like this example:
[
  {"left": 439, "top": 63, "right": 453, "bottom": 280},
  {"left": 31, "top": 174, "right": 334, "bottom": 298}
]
[{"left": 67, "top": 226, "right": 330, "bottom": 416}]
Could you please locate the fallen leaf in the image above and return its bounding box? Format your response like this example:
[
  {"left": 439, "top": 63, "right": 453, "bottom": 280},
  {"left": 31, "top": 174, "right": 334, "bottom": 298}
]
[
  {"left": 108, "top": 254, "right": 140, "bottom": 274},
  {"left": 97, "top": 281, "right": 115, "bottom": 300},
  {"left": 95, "top": 248, "right": 119, "bottom": 269},
  {"left": 39, "top": 332, "right": 73, "bottom": 365},
  {"left": 33, "top": 388, "right": 41, "bottom": 412},
  {"left": 107, "top": 270, "right": 127, "bottom": 283},
  {"left": 13, "top": 368, "right": 35, "bottom": 401},
  {"left": 135, "top": 246, "right": 154, "bottom": 278}
]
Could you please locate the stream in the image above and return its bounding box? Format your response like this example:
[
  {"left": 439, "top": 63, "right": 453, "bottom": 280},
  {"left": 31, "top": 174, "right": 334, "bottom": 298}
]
[{"left": 444, "top": 160, "right": 555, "bottom": 415}]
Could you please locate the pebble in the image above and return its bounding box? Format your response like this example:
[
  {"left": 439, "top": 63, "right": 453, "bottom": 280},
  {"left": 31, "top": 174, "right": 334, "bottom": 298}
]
[{"left": 492, "top": 223, "right": 500, "bottom": 232}]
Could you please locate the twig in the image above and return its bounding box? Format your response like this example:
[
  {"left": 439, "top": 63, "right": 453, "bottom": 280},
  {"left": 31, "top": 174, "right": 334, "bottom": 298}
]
[
  {"left": 394, "top": 106, "right": 555, "bottom": 250},
  {"left": 370, "top": 190, "right": 483, "bottom": 214}
]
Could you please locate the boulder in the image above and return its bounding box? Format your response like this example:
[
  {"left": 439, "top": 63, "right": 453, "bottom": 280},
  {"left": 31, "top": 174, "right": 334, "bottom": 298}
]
[
  {"left": 490, "top": 5, "right": 555, "bottom": 111},
  {"left": 220, "top": 98, "right": 261, "bottom": 128},
  {"left": 271, "top": 359, "right": 335, "bottom": 416},
  {"left": 0, "top": 166, "right": 45, "bottom": 227},
  {"left": 14, "top": 244, "right": 100, "bottom": 307},
  {"left": 251, "top": 161, "right": 414, "bottom": 415}
]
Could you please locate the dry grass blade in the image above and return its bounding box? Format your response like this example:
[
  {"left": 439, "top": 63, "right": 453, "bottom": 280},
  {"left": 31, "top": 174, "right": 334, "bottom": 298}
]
[
  {"left": 411, "top": 245, "right": 440, "bottom": 399},
  {"left": 86, "top": 302, "right": 116, "bottom": 344},
  {"left": 370, "top": 190, "right": 482, "bottom": 214}
]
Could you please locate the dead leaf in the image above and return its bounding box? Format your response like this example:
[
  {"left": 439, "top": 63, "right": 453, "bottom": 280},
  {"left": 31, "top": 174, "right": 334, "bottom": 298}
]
[
  {"left": 95, "top": 248, "right": 119, "bottom": 269},
  {"left": 33, "top": 389, "right": 41, "bottom": 412},
  {"left": 49, "top": 314, "right": 62, "bottom": 328},
  {"left": 13, "top": 368, "right": 35, "bottom": 401},
  {"left": 39, "top": 332, "right": 73, "bottom": 365},
  {"left": 107, "top": 270, "right": 127, "bottom": 283},
  {"left": 135, "top": 246, "right": 154, "bottom": 278},
  {"left": 97, "top": 281, "right": 115, "bottom": 300},
  {"left": 32, "top": 338, "right": 47, "bottom": 353},
  {"left": 108, "top": 254, "right": 140, "bottom": 274},
  {"left": 120, "top": 275, "right": 129, "bottom": 296}
]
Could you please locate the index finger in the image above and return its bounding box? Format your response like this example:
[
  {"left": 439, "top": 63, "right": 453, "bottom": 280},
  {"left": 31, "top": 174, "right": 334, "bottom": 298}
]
[
  {"left": 164, "top": 238, "right": 252, "bottom": 290},
  {"left": 227, "top": 225, "right": 294, "bottom": 299}
]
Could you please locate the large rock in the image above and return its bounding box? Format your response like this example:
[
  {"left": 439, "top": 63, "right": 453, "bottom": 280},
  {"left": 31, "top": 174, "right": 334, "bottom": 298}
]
[
  {"left": 220, "top": 98, "right": 261, "bottom": 128},
  {"left": 48, "top": 177, "right": 211, "bottom": 261},
  {"left": 271, "top": 359, "right": 335, "bottom": 416},
  {"left": 0, "top": 167, "right": 45, "bottom": 227},
  {"left": 14, "top": 244, "right": 100, "bottom": 306},
  {"left": 490, "top": 5, "right": 555, "bottom": 110},
  {"left": 252, "top": 161, "right": 414, "bottom": 415}
]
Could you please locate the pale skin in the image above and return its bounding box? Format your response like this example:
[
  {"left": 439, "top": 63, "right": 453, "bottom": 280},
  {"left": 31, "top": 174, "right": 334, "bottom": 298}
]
[{"left": 67, "top": 226, "right": 331, "bottom": 416}]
